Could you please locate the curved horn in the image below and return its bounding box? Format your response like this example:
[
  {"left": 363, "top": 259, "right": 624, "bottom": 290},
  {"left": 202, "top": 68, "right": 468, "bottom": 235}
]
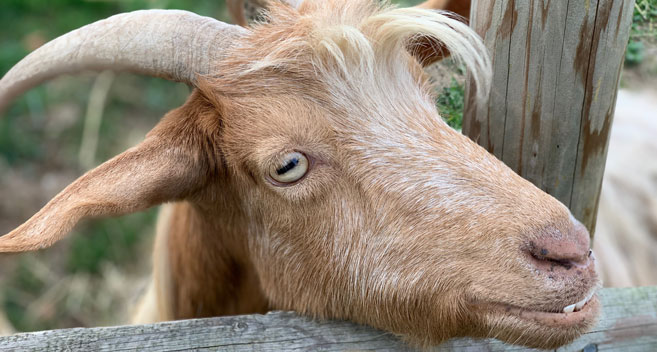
[{"left": 0, "top": 10, "right": 247, "bottom": 112}]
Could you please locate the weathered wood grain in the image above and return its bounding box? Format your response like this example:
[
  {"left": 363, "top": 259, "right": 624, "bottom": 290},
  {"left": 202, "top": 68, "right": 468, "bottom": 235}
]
[
  {"left": 463, "top": 0, "right": 513, "bottom": 158},
  {"left": 1, "top": 286, "right": 655, "bottom": 351},
  {"left": 463, "top": 0, "right": 635, "bottom": 235}
]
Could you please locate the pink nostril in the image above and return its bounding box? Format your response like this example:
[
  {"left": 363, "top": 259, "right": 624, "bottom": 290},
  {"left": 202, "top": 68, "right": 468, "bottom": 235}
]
[{"left": 527, "top": 220, "right": 592, "bottom": 269}]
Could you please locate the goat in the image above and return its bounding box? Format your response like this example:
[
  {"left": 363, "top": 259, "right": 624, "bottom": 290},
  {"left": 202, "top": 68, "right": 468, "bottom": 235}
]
[
  {"left": 0, "top": 311, "right": 13, "bottom": 337},
  {"left": 0, "top": 0, "right": 599, "bottom": 348}
]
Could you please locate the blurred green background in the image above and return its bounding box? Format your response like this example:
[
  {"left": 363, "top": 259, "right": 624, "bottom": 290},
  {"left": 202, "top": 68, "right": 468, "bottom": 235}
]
[{"left": 0, "top": 0, "right": 655, "bottom": 333}]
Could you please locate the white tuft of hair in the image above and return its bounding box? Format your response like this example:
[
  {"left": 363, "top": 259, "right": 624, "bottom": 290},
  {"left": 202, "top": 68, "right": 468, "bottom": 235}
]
[
  {"left": 363, "top": 6, "right": 492, "bottom": 101},
  {"left": 244, "top": 0, "right": 492, "bottom": 104}
]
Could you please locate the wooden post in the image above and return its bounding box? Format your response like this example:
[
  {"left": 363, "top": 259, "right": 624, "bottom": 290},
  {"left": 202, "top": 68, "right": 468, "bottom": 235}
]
[{"left": 462, "top": 0, "right": 635, "bottom": 236}]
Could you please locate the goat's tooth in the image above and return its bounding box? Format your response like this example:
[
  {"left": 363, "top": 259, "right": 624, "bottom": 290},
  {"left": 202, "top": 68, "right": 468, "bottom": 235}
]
[
  {"left": 563, "top": 290, "right": 596, "bottom": 313},
  {"left": 563, "top": 304, "right": 576, "bottom": 313},
  {"left": 577, "top": 290, "right": 596, "bottom": 310},
  {"left": 574, "top": 298, "right": 587, "bottom": 310}
]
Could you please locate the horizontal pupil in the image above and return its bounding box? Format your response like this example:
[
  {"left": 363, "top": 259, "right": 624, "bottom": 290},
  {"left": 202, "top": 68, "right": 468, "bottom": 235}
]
[{"left": 276, "top": 157, "right": 299, "bottom": 175}]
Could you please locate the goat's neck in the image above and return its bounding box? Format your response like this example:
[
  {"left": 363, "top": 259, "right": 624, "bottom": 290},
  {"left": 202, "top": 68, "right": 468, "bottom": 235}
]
[{"left": 163, "top": 196, "right": 269, "bottom": 319}]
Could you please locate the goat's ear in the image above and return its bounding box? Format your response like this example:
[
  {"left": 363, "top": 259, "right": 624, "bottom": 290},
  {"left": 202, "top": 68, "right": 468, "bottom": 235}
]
[
  {"left": 411, "top": 0, "right": 471, "bottom": 66},
  {"left": 0, "top": 98, "right": 215, "bottom": 253},
  {"left": 409, "top": 36, "right": 451, "bottom": 66},
  {"left": 416, "top": 0, "right": 471, "bottom": 19}
]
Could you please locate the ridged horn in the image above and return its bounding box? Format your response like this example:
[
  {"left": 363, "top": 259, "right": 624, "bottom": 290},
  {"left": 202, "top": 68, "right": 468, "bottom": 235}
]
[{"left": 0, "top": 9, "right": 247, "bottom": 112}]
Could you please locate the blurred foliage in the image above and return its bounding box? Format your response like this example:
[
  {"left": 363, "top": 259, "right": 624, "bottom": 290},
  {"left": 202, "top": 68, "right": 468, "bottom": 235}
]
[
  {"left": 0, "top": 0, "right": 222, "bottom": 167},
  {"left": 68, "top": 210, "right": 158, "bottom": 274},
  {"left": 436, "top": 78, "right": 465, "bottom": 130},
  {"left": 626, "top": 40, "right": 645, "bottom": 66},
  {"left": 626, "top": 0, "right": 657, "bottom": 65},
  {"left": 4, "top": 258, "right": 47, "bottom": 332},
  {"left": 632, "top": 0, "right": 657, "bottom": 36}
]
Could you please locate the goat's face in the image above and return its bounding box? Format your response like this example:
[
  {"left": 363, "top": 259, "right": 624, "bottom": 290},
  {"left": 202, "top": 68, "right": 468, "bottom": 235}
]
[
  {"left": 206, "top": 73, "right": 598, "bottom": 350},
  {"left": 211, "top": 98, "right": 599, "bottom": 348},
  {"left": 0, "top": 0, "right": 599, "bottom": 348},
  {"left": 188, "top": 4, "right": 600, "bottom": 347}
]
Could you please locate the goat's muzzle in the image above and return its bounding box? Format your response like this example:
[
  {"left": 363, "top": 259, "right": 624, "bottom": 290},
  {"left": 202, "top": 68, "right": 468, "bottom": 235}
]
[{"left": 525, "top": 219, "right": 596, "bottom": 287}]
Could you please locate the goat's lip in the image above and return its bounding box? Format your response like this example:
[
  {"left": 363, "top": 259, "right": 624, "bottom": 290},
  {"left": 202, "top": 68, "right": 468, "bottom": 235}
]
[{"left": 472, "top": 294, "right": 600, "bottom": 328}]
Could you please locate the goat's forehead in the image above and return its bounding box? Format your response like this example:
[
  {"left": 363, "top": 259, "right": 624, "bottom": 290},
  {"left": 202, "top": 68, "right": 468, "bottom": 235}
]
[
  {"left": 215, "top": 2, "right": 465, "bottom": 167},
  {"left": 226, "top": 89, "right": 468, "bottom": 176},
  {"left": 227, "top": 76, "right": 445, "bottom": 144},
  {"left": 220, "top": 55, "right": 440, "bottom": 140}
]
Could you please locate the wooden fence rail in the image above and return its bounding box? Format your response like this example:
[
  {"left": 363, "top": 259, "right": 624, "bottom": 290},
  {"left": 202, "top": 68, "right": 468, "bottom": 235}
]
[{"left": 1, "top": 286, "right": 656, "bottom": 351}]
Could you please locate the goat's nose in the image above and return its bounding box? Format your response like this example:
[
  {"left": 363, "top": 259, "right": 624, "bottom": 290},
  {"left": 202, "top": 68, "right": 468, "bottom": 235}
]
[{"left": 527, "top": 219, "right": 592, "bottom": 271}]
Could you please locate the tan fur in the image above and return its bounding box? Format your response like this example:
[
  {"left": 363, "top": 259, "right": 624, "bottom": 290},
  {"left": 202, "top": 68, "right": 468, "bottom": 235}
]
[
  {"left": 0, "top": 311, "right": 14, "bottom": 336},
  {"left": 166, "top": 201, "right": 269, "bottom": 318},
  {"left": 132, "top": 204, "right": 175, "bottom": 323},
  {"left": 1, "top": 1, "right": 600, "bottom": 349}
]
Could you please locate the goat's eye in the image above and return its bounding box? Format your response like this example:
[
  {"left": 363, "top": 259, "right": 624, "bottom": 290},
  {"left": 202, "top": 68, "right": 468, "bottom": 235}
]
[{"left": 269, "top": 152, "right": 309, "bottom": 184}]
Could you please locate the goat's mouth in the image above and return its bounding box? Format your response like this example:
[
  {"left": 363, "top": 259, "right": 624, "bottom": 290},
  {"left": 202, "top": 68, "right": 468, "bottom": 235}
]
[
  {"left": 475, "top": 291, "right": 600, "bottom": 340},
  {"left": 484, "top": 293, "right": 598, "bottom": 326},
  {"left": 468, "top": 292, "right": 600, "bottom": 348}
]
